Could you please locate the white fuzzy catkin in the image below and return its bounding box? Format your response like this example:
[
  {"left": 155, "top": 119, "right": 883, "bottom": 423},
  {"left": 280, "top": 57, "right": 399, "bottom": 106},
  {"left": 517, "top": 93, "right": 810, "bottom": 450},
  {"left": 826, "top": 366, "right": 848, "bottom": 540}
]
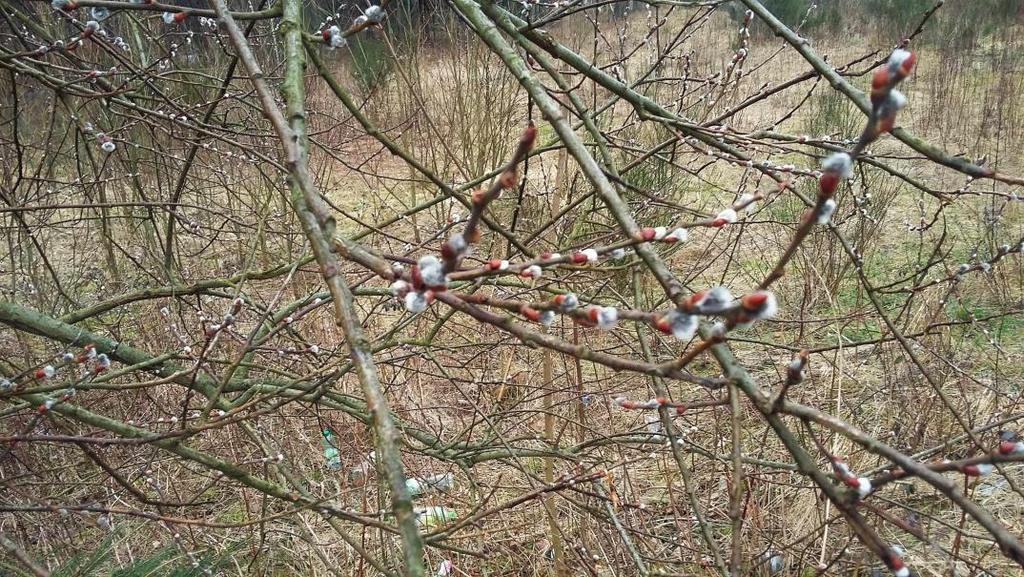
[
  {"left": 749, "top": 291, "right": 778, "bottom": 319},
  {"left": 888, "top": 48, "right": 913, "bottom": 73},
  {"left": 558, "top": 293, "right": 579, "bottom": 311},
  {"left": 715, "top": 208, "right": 738, "bottom": 224},
  {"left": 522, "top": 264, "right": 542, "bottom": 279},
  {"left": 667, "top": 310, "right": 697, "bottom": 341},
  {"left": 595, "top": 306, "right": 618, "bottom": 330},
  {"left": 822, "top": 152, "right": 853, "bottom": 178},
  {"left": 815, "top": 199, "right": 837, "bottom": 224},
  {"left": 855, "top": 477, "right": 872, "bottom": 499},
  {"left": 666, "top": 228, "right": 688, "bottom": 243},
  {"left": 539, "top": 310, "right": 556, "bottom": 326},
  {"left": 417, "top": 255, "right": 446, "bottom": 287},
  {"left": 364, "top": 5, "right": 386, "bottom": 23},
  {"left": 404, "top": 292, "right": 428, "bottom": 313}
]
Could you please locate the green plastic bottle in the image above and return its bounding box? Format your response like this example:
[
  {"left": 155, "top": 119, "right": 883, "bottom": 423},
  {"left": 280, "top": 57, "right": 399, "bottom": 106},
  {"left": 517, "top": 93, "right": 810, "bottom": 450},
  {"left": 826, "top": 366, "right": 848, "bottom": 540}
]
[
  {"left": 414, "top": 505, "right": 457, "bottom": 528},
  {"left": 321, "top": 429, "right": 342, "bottom": 471}
]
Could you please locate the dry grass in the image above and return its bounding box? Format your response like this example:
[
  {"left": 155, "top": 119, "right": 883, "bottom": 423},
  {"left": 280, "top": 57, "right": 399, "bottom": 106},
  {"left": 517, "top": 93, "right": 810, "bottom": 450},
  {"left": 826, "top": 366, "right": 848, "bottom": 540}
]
[{"left": 2, "top": 3, "right": 1023, "bottom": 576}]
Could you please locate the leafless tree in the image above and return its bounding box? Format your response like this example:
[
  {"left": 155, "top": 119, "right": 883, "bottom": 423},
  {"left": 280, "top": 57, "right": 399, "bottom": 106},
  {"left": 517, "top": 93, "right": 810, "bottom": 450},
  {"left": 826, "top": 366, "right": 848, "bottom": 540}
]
[{"left": 1, "top": 0, "right": 1022, "bottom": 575}]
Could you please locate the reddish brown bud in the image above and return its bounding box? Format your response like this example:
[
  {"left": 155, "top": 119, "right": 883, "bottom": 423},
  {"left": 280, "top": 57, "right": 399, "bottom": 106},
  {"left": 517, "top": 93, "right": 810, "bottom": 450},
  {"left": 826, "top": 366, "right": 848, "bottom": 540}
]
[
  {"left": 574, "top": 315, "right": 596, "bottom": 328},
  {"left": 819, "top": 172, "right": 841, "bottom": 197},
  {"left": 637, "top": 227, "right": 657, "bottom": 241},
  {"left": 173, "top": 11, "right": 188, "bottom": 22},
  {"left": 487, "top": 259, "right": 503, "bottom": 270},
  {"left": 520, "top": 305, "right": 541, "bottom": 322},
  {"left": 471, "top": 188, "right": 486, "bottom": 204},
  {"left": 519, "top": 123, "right": 538, "bottom": 153},
  {"left": 888, "top": 553, "right": 905, "bottom": 571},
  {"left": 710, "top": 217, "right": 728, "bottom": 228},
  {"left": 871, "top": 67, "right": 889, "bottom": 91},
  {"left": 510, "top": 122, "right": 538, "bottom": 161},
  {"left": 498, "top": 169, "right": 517, "bottom": 189},
  {"left": 683, "top": 290, "right": 706, "bottom": 311},
  {"left": 740, "top": 292, "right": 768, "bottom": 310},
  {"left": 570, "top": 252, "right": 587, "bottom": 264},
  {"left": 76, "top": 343, "right": 96, "bottom": 363},
  {"left": 467, "top": 228, "right": 481, "bottom": 243},
  {"left": 878, "top": 115, "right": 896, "bottom": 134},
  {"left": 896, "top": 51, "right": 916, "bottom": 77},
  {"left": 651, "top": 315, "right": 671, "bottom": 334},
  {"left": 441, "top": 242, "right": 459, "bottom": 261},
  {"left": 410, "top": 265, "right": 424, "bottom": 290}
]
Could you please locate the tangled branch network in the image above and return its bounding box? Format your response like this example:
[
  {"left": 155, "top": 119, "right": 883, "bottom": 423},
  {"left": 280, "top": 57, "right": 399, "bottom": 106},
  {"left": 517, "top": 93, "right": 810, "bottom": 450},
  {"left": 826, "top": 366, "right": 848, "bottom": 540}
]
[{"left": 1, "top": 0, "right": 1023, "bottom": 576}]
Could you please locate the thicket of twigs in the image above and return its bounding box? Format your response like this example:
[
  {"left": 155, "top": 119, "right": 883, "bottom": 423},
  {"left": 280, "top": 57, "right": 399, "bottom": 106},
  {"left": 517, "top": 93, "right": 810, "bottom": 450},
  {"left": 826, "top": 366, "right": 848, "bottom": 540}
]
[{"left": 1, "top": 0, "right": 1023, "bottom": 575}]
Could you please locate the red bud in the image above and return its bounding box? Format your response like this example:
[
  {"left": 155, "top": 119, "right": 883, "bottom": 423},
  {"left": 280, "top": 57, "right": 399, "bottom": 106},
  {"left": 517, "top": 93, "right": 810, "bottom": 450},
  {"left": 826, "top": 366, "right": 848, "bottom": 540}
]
[
  {"left": 574, "top": 316, "right": 596, "bottom": 327},
  {"left": 520, "top": 306, "right": 541, "bottom": 322},
  {"left": 652, "top": 315, "right": 671, "bottom": 334},
  {"left": 741, "top": 292, "right": 768, "bottom": 310},
  {"left": 878, "top": 116, "right": 895, "bottom": 134},
  {"left": 871, "top": 67, "right": 889, "bottom": 90},
  {"left": 683, "top": 291, "right": 706, "bottom": 311},
  {"left": 897, "top": 52, "right": 916, "bottom": 77},
  {"left": 519, "top": 123, "right": 538, "bottom": 153},
  {"left": 819, "top": 172, "right": 840, "bottom": 196},
  {"left": 498, "top": 169, "right": 517, "bottom": 189},
  {"left": 889, "top": 554, "right": 905, "bottom": 571}
]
